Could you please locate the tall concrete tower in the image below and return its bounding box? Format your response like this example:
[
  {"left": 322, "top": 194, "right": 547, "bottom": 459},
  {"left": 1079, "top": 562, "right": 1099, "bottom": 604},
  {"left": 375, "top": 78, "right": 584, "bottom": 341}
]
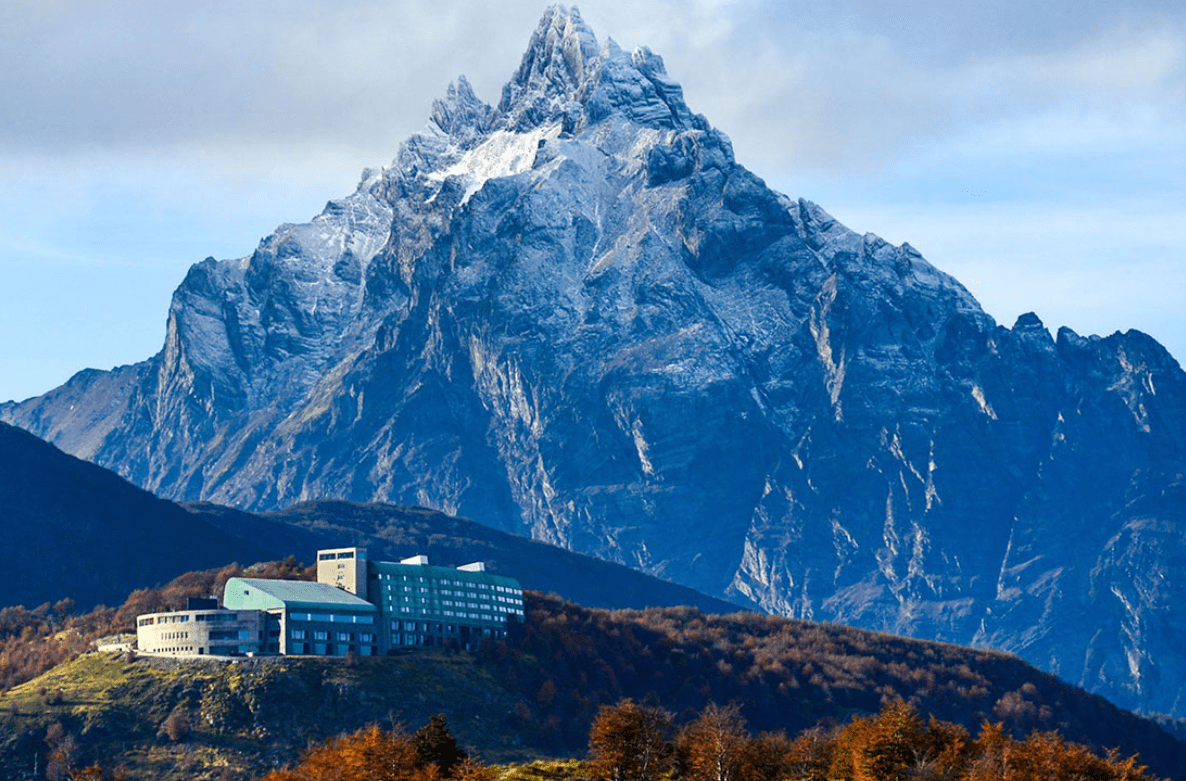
[{"left": 316, "top": 547, "right": 368, "bottom": 600}]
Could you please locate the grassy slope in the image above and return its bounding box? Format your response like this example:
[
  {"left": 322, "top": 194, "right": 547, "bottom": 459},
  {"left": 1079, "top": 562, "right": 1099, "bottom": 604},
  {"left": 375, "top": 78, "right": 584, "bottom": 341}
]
[
  {"left": 490, "top": 760, "right": 587, "bottom": 781},
  {"left": 0, "top": 651, "right": 530, "bottom": 781}
]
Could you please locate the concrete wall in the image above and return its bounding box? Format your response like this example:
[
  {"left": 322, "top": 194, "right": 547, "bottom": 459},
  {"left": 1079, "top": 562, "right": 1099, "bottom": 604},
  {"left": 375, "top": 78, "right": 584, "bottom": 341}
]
[
  {"left": 317, "top": 547, "right": 368, "bottom": 599},
  {"left": 136, "top": 609, "right": 264, "bottom": 657}
]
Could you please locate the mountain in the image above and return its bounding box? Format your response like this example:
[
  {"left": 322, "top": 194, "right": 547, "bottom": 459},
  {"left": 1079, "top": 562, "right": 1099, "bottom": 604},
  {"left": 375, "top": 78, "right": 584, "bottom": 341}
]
[
  {"left": 3, "top": 592, "right": 1184, "bottom": 781},
  {"left": 4, "top": 6, "right": 1186, "bottom": 716}
]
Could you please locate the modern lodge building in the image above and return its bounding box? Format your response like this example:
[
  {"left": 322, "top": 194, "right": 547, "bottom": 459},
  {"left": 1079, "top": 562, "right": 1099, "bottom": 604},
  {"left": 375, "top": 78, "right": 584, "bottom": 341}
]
[{"left": 135, "top": 548, "right": 524, "bottom": 658}]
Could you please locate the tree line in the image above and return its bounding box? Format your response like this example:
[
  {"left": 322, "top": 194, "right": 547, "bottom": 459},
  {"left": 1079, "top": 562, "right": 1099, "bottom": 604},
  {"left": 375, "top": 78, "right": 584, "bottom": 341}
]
[
  {"left": 257, "top": 700, "right": 1157, "bottom": 781},
  {"left": 586, "top": 699, "right": 1154, "bottom": 781}
]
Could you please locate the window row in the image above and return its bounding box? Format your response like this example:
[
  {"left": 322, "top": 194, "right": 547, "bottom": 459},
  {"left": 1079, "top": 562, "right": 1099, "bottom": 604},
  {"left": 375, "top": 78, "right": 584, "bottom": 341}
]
[
  {"left": 289, "top": 612, "right": 375, "bottom": 624},
  {"left": 292, "top": 629, "right": 376, "bottom": 642},
  {"left": 288, "top": 642, "right": 376, "bottom": 656},
  {"left": 374, "top": 574, "right": 518, "bottom": 594}
]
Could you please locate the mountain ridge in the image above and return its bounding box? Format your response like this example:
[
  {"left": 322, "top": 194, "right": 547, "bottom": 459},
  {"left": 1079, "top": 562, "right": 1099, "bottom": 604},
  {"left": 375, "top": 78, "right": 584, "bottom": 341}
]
[{"left": 4, "top": 5, "right": 1186, "bottom": 718}]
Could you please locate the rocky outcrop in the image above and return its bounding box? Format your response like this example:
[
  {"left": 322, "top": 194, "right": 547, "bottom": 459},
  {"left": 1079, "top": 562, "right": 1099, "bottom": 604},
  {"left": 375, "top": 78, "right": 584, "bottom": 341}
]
[{"left": 4, "top": 6, "right": 1186, "bottom": 717}]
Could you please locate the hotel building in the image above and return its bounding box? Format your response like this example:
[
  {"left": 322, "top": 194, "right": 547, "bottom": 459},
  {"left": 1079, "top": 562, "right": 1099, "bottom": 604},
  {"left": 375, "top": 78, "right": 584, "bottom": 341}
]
[{"left": 134, "top": 548, "right": 524, "bottom": 657}]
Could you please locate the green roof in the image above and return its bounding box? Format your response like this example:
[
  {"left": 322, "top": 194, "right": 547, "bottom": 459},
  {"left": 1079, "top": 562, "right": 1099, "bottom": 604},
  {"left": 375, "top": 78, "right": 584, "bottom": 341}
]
[{"left": 223, "top": 577, "right": 377, "bottom": 613}]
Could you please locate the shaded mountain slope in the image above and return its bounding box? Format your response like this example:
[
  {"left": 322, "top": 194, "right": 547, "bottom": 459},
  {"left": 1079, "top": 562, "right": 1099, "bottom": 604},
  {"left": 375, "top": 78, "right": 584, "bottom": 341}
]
[
  {"left": 0, "top": 416, "right": 737, "bottom": 615},
  {"left": 190, "top": 499, "right": 743, "bottom": 614},
  {"left": 3, "top": 7, "right": 1186, "bottom": 716},
  {"left": 0, "top": 421, "right": 268, "bottom": 610}
]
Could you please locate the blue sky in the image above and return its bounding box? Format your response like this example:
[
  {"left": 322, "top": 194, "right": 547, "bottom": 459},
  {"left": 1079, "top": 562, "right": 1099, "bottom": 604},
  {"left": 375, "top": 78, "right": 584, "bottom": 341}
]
[{"left": 1, "top": 0, "right": 1183, "bottom": 403}]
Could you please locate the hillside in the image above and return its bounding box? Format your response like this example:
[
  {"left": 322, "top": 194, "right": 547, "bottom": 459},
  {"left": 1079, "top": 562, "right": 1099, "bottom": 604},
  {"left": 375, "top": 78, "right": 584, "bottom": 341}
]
[
  {"left": 0, "top": 421, "right": 269, "bottom": 611},
  {"left": 0, "top": 591, "right": 1183, "bottom": 780}
]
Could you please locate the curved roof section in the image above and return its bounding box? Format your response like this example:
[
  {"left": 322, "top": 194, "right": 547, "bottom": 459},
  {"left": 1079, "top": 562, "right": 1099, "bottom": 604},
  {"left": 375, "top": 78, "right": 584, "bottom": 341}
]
[{"left": 223, "top": 577, "right": 376, "bottom": 612}]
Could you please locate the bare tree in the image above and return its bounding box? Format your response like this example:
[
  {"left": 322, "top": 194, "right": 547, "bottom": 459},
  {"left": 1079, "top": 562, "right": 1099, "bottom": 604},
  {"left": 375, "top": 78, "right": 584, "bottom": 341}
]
[{"left": 44, "top": 722, "right": 78, "bottom": 781}]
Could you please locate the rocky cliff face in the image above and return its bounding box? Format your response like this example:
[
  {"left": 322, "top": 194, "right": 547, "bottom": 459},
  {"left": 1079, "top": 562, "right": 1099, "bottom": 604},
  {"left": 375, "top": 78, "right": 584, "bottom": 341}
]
[{"left": 4, "top": 6, "right": 1185, "bottom": 717}]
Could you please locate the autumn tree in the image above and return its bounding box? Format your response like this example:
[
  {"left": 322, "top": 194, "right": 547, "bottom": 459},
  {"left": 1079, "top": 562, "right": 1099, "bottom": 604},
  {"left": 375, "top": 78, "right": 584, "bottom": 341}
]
[
  {"left": 1003, "top": 729, "right": 1149, "bottom": 781},
  {"left": 816, "top": 703, "right": 1155, "bottom": 781},
  {"left": 588, "top": 699, "right": 674, "bottom": 781},
  {"left": 829, "top": 701, "right": 960, "bottom": 781},
  {"left": 260, "top": 725, "right": 431, "bottom": 781},
  {"left": 964, "top": 721, "right": 1011, "bottom": 781},
  {"left": 161, "top": 709, "right": 190, "bottom": 742},
  {"left": 784, "top": 727, "right": 834, "bottom": 781},
  {"left": 70, "top": 766, "right": 128, "bottom": 781},
  {"left": 746, "top": 731, "right": 795, "bottom": 781},
  {"left": 260, "top": 718, "right": 494, "bottom": 781},
  {"left": 678, "top": 703, "right": 752, "bottom": 781}
]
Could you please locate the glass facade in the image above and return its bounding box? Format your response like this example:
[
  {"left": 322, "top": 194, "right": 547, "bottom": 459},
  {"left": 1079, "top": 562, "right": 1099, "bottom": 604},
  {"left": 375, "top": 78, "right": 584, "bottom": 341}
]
[{"left": 364, "top": 559, "right": 524, "bottom": 651}]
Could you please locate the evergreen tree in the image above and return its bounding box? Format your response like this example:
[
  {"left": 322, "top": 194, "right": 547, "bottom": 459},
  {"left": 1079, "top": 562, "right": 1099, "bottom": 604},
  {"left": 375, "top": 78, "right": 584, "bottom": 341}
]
[{"left": 412, "top": 714, "right": 468, "bottom": 778}]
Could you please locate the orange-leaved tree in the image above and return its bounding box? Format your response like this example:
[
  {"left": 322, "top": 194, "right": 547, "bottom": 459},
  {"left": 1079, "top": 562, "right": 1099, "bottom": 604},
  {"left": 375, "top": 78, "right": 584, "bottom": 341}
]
[
  {"left": 588, "top": 699, "right": 675, "bottom": 781},
  {"left": 678, "top": 703, "right": 753, "bottom": 781},
  {"left": 260, "top": 718, "right": 488, "bottom": 781}
]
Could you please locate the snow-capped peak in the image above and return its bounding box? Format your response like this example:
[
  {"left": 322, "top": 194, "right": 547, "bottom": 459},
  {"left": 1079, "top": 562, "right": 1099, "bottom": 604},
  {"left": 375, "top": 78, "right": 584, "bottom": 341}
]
[{"left": 426, "top": 123, "right": 563, "bottom": 206}]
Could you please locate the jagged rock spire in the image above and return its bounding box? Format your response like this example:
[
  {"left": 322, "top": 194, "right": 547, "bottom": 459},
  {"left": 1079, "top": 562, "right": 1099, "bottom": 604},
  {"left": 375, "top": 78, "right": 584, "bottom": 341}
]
[
  {"left": 429, "top": 76, "right": 492, "bottom": 142},
  {"left": 497, "top": 5, "right": 600, "bottom": 122},
  {"left": 493, "top": 5, "right": 704, "bottom": 133}
]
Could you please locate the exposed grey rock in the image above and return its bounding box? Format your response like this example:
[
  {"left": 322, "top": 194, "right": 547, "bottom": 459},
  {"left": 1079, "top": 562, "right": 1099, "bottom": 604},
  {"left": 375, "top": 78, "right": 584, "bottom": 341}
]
[{"left": 4, "top": 5, "right": 1186, "bottom": 717}]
